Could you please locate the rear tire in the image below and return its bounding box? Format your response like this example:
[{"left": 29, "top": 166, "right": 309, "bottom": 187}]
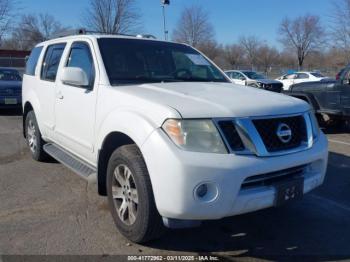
[
  {"left": 25, "top": 111, "right": 49, "bottom": 161},
  {"left": 106, "top": 144, "right": 164, "bottom": 243}
]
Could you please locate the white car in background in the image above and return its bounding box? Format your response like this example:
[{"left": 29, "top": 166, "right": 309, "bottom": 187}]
[
  {"left": 225, "top": 70, "right": 283, "bottom": 92},
  {"left": 277, "top": 72, "right": 328, "bottom": 90}
]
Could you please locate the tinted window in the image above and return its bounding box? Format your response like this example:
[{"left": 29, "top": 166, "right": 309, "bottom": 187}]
[
  {"left": 98, "top": 38, "right": 228, "bottom": 85},
  {"left": 25, "top": 46, "right": 43, "bottom": 76},
  {"left": 41, "top": 43, "right": 66, "bottom": 81},
  {"left": 66, "top": 42, "right": 95, "bottom": 87},
  {"left": 0, "top": 69, "right": 21, "bottom": 81}
]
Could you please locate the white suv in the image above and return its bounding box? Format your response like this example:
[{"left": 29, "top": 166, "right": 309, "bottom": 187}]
[{"left": 22, "top": 33, "right": 328, "bottom": 243}]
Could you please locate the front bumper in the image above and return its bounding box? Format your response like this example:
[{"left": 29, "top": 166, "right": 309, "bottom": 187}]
[{"left": 141, "top": 129, "right": 328, "bottom": 220}]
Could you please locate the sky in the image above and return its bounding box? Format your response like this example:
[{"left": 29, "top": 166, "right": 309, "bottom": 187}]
[{"left": 20, "top": 0, "right": 333, "bottom": 48}]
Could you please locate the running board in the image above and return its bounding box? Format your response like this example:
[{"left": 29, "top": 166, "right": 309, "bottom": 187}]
[{"left": 44, "top": 143, "right": 96, "bottom": 180}]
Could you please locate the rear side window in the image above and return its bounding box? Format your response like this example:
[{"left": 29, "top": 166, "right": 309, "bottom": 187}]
[
  {"left": 66, "top": 42, "right": 95, "bottom": 87},
  {"left": 41, "top": 43, "right": 66, "bottom": 81},
  {"left": 25, "top": 46, "right": 43, "bottom": 76}
]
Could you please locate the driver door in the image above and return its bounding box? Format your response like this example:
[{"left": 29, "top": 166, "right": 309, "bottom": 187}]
[
  {"left": 281, "top": 74, "right": 296, "bottom": 90},
  {"left": 54, "top": 40, "right": 98, "bottom": 163}
]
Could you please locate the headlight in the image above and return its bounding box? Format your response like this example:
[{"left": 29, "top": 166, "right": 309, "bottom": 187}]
[
  {"left": 257, "top": 82, "right": 264, "bottom": 88},
  {"left": 309, "top": 111, "right": 320, "bottom": 140},
  {"left": 162, "top": 119, "right": 227, "bottom": 154}
]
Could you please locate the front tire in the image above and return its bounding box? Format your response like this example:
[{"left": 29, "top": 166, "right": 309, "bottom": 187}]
[
  {"left": 106, "top": 144, "right": 164, "bottom": 243},
  {"left": 25, "top": 111, "right": 49, "bottom": 161}
]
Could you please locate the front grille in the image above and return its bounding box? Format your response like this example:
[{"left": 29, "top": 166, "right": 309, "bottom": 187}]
[
  {"left": 253, "top": 116, "right": 307, "bottom": 152},
  {"left": 217, "top": 120, "right": 245, "bottom": 151},
  {"left": 0, "top": 88, "right": 21, "bottom": 97},
  {"left": 241, "top": 165, "right": 306, "bottom": 189}
]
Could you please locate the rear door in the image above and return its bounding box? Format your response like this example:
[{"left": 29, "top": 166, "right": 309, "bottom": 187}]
[
  {"left": 330, "top": 69, "right": 350, "bottom": 112},
  {"left": 54, "top": 40, "right": 98, "bottom": 163}
]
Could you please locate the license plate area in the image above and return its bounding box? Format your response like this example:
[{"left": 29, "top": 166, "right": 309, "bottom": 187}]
[
  {"left": 4, "top": 98, "right": 17, "bottom": 104},
  {"left": 275, "top": 177, "right": 304, "bottom": 206}
]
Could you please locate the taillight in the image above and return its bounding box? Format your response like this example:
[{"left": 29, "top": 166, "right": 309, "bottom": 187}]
[{"left": 336, "top": 73, "right": 340, "bottom": 80}]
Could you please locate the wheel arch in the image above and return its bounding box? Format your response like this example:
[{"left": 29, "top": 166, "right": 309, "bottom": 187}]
[
  {"left": 286, "top": 92, "right": 321, "bottom": 111},
  {"left": 23, "top": 101, "right": 34, "bottom": 138},
  {"left": 97, "top": 132, "right": 138, "bottom": 196}
]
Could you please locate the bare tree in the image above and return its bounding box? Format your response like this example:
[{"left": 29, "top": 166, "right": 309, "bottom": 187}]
[
  {"left": 223, "top": 44, "right": 245, "bottom": 69},
  {"left": 239, "top": 35, "right": 261, "bottom": 70},
  {"left": 6, "top": 13, "right": 69, "bottom": 50},
  {"left": 172, "top": 5, "right": 214, "bottom": 47},
  {"left": 84, "top": 0, "right": 141, "bottom": 34},
  {"left": 0, "top": 0, "right": 14, "bottom": 44},
  {"left": 330, "top": 0, "right": 350, "bottom": 62},
  {"left": 197, "top": 40, "right": 221, "bottom": 60},
  {"left": 279, "top": 15, "right": 324, "bottom": 70},
  {"left": 256, "top": 44, "right": 280, "bottom": 75}
]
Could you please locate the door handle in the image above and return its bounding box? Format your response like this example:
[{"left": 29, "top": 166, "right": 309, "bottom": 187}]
[{"left": 57, "top": 91, "right": 64, "bottom": 99}]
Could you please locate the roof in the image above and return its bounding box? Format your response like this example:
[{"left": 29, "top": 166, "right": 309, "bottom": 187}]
[
  {"left": 225, "top": 70, "right": 254, "bottom": 73},
  {"left": 37, "top": 34, "right": 169, "bottom": 47}
]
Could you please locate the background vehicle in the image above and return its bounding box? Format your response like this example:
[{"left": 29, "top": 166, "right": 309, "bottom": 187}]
[
  {"left": 22, "top": 32, "right": 328, "bottom": 243},
  {"left": 225, "top": 70, "right": 283, "bottom": 92},
  {"left": 336, "top": 68, "right": 345, "bottom": 80},
  {"left": 0, "top": 68, "right": 22, "bottom": 108},
  {"left": 277, "top": 71, "right": 328, "bottom": 90},
  {"left": 286, "top": 65, "right": 350, "bottom": 127}
]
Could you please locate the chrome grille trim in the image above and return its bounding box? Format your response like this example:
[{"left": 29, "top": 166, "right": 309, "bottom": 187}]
[
  {"left": 241, "top": 165, "right": 307, "bottom": 188},
  {"left": 213, "top": 111, "right": 314, "bottom": 157}
]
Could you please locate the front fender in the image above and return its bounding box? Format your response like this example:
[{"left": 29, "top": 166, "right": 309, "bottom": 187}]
[{"left": 95, "top": 108, "right": 180, "bottom": 160}]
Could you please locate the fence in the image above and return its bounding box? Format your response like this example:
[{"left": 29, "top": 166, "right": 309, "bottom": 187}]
[{"left": 225, "top": 65, "right": 343, "bottom": 79}]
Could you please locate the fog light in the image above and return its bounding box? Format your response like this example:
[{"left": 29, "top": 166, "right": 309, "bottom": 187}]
[
  {"left": 196, "top": 184, "right": 208, "bottom": 198},
  {"left": 194, "top": 182, "right": 218, "bottom": 202}
]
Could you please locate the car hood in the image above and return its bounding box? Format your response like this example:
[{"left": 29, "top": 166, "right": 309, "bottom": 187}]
[
  {"left": 117, "top": 82, "right": 310, "bottom": 118},
  {"left": 254, "top": 79, "right": 282, "bottom": 84}
]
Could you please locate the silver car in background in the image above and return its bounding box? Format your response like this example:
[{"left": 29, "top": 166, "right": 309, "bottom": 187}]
[{"left": 225, "top": 70, "right": 283, "bottom": 93}]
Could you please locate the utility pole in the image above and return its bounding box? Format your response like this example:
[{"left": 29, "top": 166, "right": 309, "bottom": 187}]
[{"left": 161, "top": 0, "right": 170, "bottom": 41}]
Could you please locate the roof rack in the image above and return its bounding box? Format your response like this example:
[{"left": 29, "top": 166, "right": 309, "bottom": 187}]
[{"left": 52, "top": 28, "right": 157, "bottom": 40}]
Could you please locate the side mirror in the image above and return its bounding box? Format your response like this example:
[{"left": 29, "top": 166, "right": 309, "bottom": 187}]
[{"left": 61, "top": 67, "right": 89, "bottom": 88}]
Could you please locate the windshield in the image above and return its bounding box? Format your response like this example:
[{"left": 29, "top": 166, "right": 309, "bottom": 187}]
[
  {"left": 98, "top": 38, "right": 228, "bottom": 85},
  {"left": 243, "top": 71, "right": 266, "bottom": 80},
  {"left": 0, "top": 69, "right": 21, "bottom": 81},
  {"left": 310, "top": 72, "right": 324, "bottom": 78}
]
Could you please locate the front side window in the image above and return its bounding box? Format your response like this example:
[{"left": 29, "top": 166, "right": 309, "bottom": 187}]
[
  {"left": 284, "top": 74, "right": 296, "bottom": 80},
  {"left": 98, "top": 38, "right": 228, "bottom": 85},
  {"left": 296, "top": 73, "right": 309, "bottom": 79},
  {"left": 231, "top": 72, "right": 244, "bottom": 80},
  {"left": 25, "top": 46, "right": 43, "bottom": 76},
  {"left": 0, "top": 69, "right": 21, "bottom": 81},
  {"left": 310, "top": 72, "right": 324, "bottom": 78},
  {"left": 41, "top": 43, "right": 66, "bottom": 81},
  {"left": 66, "top": 42, "right": 95, "bottom": 87}
]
